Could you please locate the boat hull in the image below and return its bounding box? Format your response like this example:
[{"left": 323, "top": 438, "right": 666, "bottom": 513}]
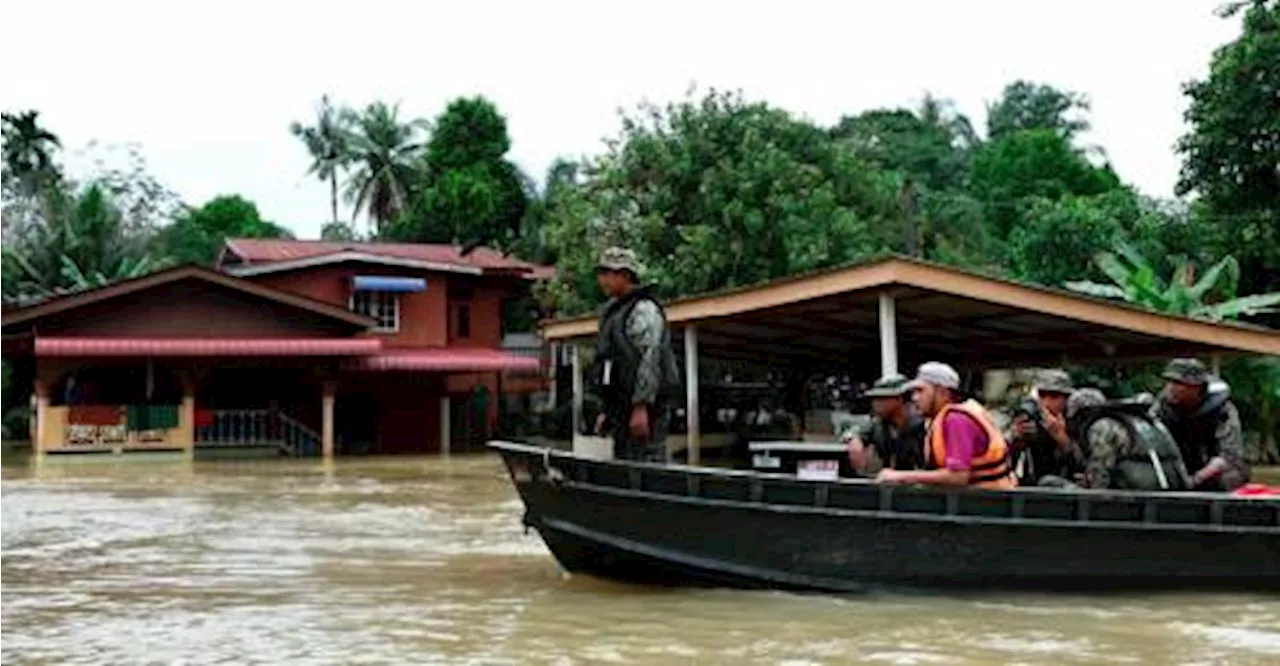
[{"left": 492, "top": 442, "right": 1280, "bottom": 593}]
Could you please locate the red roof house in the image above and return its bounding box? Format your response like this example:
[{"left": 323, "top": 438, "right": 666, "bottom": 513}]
[{"left": 2, "top": 240, "right": 553, "bottom": 458}]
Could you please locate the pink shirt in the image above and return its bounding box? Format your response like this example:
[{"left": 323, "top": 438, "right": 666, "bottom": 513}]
[{"left": 939, "top": 410, "right": 990, "bottom": 471}]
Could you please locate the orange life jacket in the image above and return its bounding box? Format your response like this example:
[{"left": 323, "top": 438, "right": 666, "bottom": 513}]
[{"left": 925, "top": 399, "right": 1016, "bottom": 490}]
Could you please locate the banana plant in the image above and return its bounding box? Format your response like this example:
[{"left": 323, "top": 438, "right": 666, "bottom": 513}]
[{"left": 1065, "top": 242, "right": 1280, "bottom": 321}]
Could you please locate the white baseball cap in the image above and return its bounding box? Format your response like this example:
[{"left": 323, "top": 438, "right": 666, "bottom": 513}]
[{"left": 906, "top": 361, "right": 961, "bottom": 390}]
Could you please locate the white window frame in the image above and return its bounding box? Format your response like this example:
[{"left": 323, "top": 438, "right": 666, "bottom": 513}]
[{"left": 349, "top": 290, "right": 400, "bottom": 333}]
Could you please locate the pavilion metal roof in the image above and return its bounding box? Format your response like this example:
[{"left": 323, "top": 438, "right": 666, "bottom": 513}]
[{"left": 541, "top": 256, "right": 1280, "bottom": 370}]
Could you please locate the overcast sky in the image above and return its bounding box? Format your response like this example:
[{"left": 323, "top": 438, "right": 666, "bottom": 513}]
[{"left": 2, "top": 0, "right": 1240, "bottom": 239}]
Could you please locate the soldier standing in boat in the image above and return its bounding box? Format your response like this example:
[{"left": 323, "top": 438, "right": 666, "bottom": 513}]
[
  {"left": 1006, "top": 369, "right": 1083, "bottom": 486},
  {"left": 843, "top": 374, "right": 926, "bottom": 475},
  {"left": 1153, "top": 358, "right": 1249, "bottom": 491},
  {"left": 876, "top": 362, "right": 1016, "bottom": 489},
  {"left": 1067, "top": 388, "right": 1192, "bottom": 491},
  {"left": 589, "top": 247, "right": 681, "bottom": 463}
]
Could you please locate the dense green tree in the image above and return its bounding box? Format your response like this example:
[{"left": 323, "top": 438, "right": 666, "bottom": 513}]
[
  {"left": 154, "top": 195, "right": 291, "bottom": 265},
  {"left": 320, "top": 220, "right": 359, "bottom": 241},
  {"left": 832, "top": 95, "right": 976, "bottom": 192},
  {"left": 3, "top": 183, "right": 163, "bottom": 300},
  {"left": 2, "top": 110, "right": 62, "bottom": 198},
  {"left": 341, "top": 102, "right": 427, "bottom": 232},
  {"left": 1006, "top": 191, "right": 1137, "bottom": 287},
  {"left": 290, "top": 95, "right": 350, "bottom": 227},
  {"left": 970, "top": 129, "right": 1121, "bottom": 239},
  {"left": 986, "top": 80, "right": 1091, "bottom": 141},
  {"left": 1176, "top": 0, "right": 1280, "bottom": 298},
  {"left": 537, "top": 89, "right": 898, "bottom": 316},
  {"left": 387, "top": 97, "right": 528, "bottom": 252}
]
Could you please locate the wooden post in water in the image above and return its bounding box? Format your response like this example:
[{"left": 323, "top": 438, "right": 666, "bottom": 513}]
[
  {"left": 684, "top": 325, "right": 701, "bottom": 466},
  {"left": 878, "top": 292, "right": 898, "bottom": 378}
]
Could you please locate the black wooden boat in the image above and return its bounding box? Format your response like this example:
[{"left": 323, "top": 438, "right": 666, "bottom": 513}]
[{"left": 491, "top": 441, "right": 1280, "bottom": 592}]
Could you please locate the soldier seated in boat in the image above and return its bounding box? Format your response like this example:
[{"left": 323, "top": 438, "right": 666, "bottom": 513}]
[
  {"left": 1153, "top": 358, "right": 1249, "bottom": 491},
  {"left": 876, "top": 362, "right": 1017, "bottom": 490},
  {"left": 843, "top": 374, "right": 926, "bottom": 475},
  {"left": 1005, "top": 370, "right": 1084, "bottom": 487},
  {"left": 1067, "top": 388, "right": 1192, "bottom": 491}
]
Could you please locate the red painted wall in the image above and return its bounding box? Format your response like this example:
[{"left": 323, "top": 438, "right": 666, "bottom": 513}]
[{"left": 247, "top": 264, "right": 525, "bottom": 351}]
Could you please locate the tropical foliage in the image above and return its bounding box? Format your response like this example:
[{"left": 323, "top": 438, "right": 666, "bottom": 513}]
[{"left": 1065, "top": 244, "right": 1280, "bottom": 321}]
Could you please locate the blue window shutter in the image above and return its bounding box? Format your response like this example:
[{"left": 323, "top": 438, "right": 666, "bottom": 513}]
[{"left": 351, "top": 276, "right": 427, "bottom": 292}]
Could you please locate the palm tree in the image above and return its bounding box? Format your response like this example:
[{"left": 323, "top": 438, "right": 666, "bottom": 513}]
[
  {"left": 341, "top": 102, "right": 428, "bottom": 232},
  {"left": 1, "top": 110, "right": 62, "bottom": 196},
  {"left": 1065, "top": 242, "right": 1280, "bottom": 321},
  {"left": 289, "top": 95, "right": 350, "bottom": 227}
]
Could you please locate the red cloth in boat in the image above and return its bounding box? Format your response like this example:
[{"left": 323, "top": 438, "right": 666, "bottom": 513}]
[{"left": 1232, "top": 484, "right": 1280, "bottom": 497}]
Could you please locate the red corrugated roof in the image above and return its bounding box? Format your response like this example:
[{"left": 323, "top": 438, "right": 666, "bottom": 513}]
[
  {"left": 223, "top": 238, "right": 555, "bottom": 278},
  {"left": 342, "top": 347, "right": 542, "bottom": 372},
  {"left": 34, "top": 337, "right": 382, "bottom": 357}
]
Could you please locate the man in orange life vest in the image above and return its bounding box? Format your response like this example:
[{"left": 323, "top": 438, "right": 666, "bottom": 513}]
[{"left": 875, "top": 362, "right": 1017, "bottom": 490}]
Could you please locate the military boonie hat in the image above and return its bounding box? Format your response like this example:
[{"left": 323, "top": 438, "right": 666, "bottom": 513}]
[
  {"left": 863, "top": 374, "right": 912, "bottom": 398},
  {"left": 1066, "top": 387, "right": 1106, "bottom": 419},
  {"left": 1162, "top": 358, "right": 1210, "bottom": 385},
  {"left": 1034, "top": 369, "right": 1074, "bottom": 395},
  {"left": 596, "top": 246, "right": 644, "bottom": 278}
]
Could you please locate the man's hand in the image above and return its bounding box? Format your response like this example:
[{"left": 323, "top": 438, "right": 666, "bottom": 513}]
[
  {"left": 628, "top": 405, "right": 650, "bottom": 439},
  {"left": 1042, "top": 409, "right": 1070, "bottom": 449},
  {"left": 594, "top": 413, "right": 606, "bottom": 436},
  {"left": 1011, "top": 414, "right": 1036, "bottom": 440},
  {"left": 876, "top": 468, "right": 906, "bottom": 484},
  {"left": 844, "top": 433, "right": 868, "bottom": 468}
]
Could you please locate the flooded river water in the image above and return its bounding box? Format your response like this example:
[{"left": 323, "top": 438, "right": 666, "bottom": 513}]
[{"left": 3, "top": 454, "right": 1278, "bottom": 665}]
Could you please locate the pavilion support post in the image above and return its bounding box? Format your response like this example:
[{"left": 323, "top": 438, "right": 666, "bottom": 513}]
[
  {"left": 878, "top": 292, "right": 898, "bottom": 378},
  {"left": 321, "top": 380, "right": 337, "bottom": 459},
  {"left": 1211, "top": 354, "right": 1222, "bottom": 377},
  {"left": 571, "top": 345, "right": 584, "bottom": 440},
  {"left": 439, "top": 395, "right": 451, "bottom": 456},
  {"left": 33, "top": 378, "right": 49, "bottom": 455},
  {"left": 684, "top": 325, "right": 701, "bottom": 466},
  {"left": 547, "top": 342, "right": 559, "bottom": 409}
]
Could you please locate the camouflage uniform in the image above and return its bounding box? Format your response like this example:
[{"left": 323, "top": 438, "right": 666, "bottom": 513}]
[
  {"left": 591, "top": 248, "right": 680, "bottom": 462},
  {"left": 1006, "top": 369, "right": 1083, "bottom": 485},
  {"left": 1153, "top": 358, "right": 1249, "bottom": 491},
  {"left": 845, "top": 374, "right": 926, "bottom": 475},
  {"left": 1069, "top": 388, "right": 1192, "bottom": 491}
]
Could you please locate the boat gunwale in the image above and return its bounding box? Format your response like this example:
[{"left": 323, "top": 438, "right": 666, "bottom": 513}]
[{"left": 488, "top": 441, "right": 1280, "bottom": 534}]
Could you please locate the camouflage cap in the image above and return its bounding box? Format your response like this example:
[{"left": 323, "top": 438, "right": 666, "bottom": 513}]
[
  {"left": 863, "top": 374, "right": 912, "bottom": 398},
  {"left": 596, "top": 246, "right": 644, "bottom": 278},
  {"left": 1066, "top": 387, "right": 1106, "bottom": 419},
  {"left": 1162, "top": 358, "right": 1210, "bottom": 385},
  {"left": 1034, "top": 369, "right": 1074, "bottom": 395}
]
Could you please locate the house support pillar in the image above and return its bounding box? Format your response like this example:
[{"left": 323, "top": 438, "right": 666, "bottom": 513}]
[
  {"left": 321, "top": 380, "right": 337, "bottom": 459},
  {"left": 1211, "top": 354, "right": 1222, "bottom": 377},
  {"left": 878, "top": 292, "right": 898, "bottom": 378},
  {"left": 439, "top": 395, "right": 451, "bottom": 456},
  {"left": 180, "top": 372, "right": 196, "bottom": 458},
  {"left": 33, "top": 378, "right": 49, "bottom": 455}
]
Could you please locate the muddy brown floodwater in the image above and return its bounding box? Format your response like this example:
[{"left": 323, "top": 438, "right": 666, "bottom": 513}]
[{"left": 2, "top": 454, "right": 1278, "bottom": 665}]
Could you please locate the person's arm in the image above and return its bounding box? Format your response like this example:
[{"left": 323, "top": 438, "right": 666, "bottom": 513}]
[
  {"left": 626, "top": 300, "right": 665, "bottom": 407},
  {"left": 1080, "top": 421, "right": 1117, "bottom": 489},
  {"left": 878, "top": 413, "right": 976, "bottom": 487},
  {"left": 1193, "top": 402, "right": 1247, "bottom": 488},
  {"left": 845, "top": 424, "right": 882, "bottom": 476}
]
